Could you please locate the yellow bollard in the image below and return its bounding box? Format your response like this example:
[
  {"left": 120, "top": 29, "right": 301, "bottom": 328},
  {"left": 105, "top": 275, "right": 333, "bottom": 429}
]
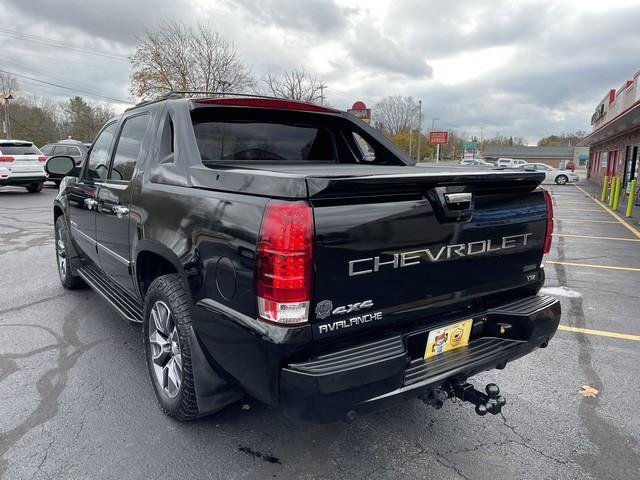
[
  {"left": 626, "top": 179, "right": 637, "bottom": 217},
  {"left": 601, "top": 175, "right": 609, "bottom": 201},
  {"left": 613, "top": 177, "right": 622, "bottom": 210},
  {"left": 609, "top": 177, "right": 616, "bottom": 207}
]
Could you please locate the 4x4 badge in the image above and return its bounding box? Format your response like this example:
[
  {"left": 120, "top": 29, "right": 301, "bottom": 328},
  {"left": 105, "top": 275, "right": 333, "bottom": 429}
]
[{"left": 315, "top": 300, "right": 333, "bottom": 319}]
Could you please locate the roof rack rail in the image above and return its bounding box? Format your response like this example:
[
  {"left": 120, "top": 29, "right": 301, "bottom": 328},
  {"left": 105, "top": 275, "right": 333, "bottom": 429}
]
[
  {"left": 167, "top": 91, "right": 281, "bottom": 100},
  {"left": 125, "top": 92, "right": 182, "bottom": 112}
]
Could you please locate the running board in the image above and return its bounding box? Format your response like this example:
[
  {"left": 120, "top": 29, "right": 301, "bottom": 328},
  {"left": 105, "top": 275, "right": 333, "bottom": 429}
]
[{"left": 78, "top": 265, "right": 143, "bottom": 323}]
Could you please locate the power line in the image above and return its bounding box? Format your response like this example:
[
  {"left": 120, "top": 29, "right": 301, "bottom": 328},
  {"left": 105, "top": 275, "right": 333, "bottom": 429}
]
[
  {"left": 0, "top": 69, "right": 130, "bottom": 104},
  {"left": 0, "top": 28, "right": 130, "bottom": 62}
]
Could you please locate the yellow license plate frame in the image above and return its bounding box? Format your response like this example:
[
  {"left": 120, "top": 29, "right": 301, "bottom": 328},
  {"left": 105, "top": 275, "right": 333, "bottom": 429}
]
[{"left": 424, "top": 319, "right": 473, "bottom": 359}]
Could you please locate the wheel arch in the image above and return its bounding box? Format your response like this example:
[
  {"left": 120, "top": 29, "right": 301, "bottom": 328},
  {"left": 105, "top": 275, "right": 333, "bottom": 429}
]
[{"left": 134, "top": 241, "right": 188, "bottom": 299}]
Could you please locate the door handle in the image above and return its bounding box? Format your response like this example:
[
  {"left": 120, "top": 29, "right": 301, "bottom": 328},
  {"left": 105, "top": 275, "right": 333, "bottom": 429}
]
[
  {"left": 112, "top": 205, "right": 129, "bottom": 217},
  {"left": 84, "top": 198, "right": 98, "bottom": 209}
]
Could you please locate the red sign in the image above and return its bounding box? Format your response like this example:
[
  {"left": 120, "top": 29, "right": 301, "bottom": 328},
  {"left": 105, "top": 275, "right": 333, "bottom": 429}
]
[
  {"left": 429, "top": 131, "right": 449, "bottom": 144},
  {"left": 347, "top": 100, "right": 372, "bottom": 123}
]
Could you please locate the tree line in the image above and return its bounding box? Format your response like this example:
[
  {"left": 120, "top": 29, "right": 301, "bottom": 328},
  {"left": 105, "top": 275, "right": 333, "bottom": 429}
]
[{"left": 1, "top": 72, "right": 113, "bottom": 145}]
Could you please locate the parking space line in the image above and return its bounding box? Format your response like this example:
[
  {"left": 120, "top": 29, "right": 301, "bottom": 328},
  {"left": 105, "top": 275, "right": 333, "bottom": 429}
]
[
  {"left": 553, "top": 233, "right": 640, "bottom": 242},
  {"left": 558, "top": 325, "right": 640, "bottom": 342},
  {"left": 555, "top": 218, "right": 619, "bottom": 224},
  {"left": 574, "top": 184, "right": 640, "bottom": 239},
  {"left": 547, "top": 260, "right": 640, "bottom": 272},
  {"left": 556, "top": 208, "right": 605, "bottom": 212}
]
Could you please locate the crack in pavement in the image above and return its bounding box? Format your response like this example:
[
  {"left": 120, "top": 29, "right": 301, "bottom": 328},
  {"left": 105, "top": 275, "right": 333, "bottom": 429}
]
[
  {"left": 0, "top": 293, "right": 74, "bottom": 317},
  {"left": 0, "top": 299, "right": 108, "bottom": 478},
  {"left": 553, "top": 228, "right": 640, "bottom": 478}
]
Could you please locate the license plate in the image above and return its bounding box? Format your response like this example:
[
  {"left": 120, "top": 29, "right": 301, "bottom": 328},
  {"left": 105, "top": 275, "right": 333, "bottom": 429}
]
[{"left": 424, "top": 319, "right": 473, "bottom": 359}]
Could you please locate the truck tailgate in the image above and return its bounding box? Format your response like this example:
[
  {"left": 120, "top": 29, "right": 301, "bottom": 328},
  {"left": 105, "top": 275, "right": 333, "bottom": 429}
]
[{"left": 309, "top": 171, "right": 547, "bottom": 340}]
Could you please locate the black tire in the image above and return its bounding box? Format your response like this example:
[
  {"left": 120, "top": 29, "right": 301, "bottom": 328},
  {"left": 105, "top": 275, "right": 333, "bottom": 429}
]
[
  {"left": 26, "top": 182, "right": 43, "bottom": 193},
  {"left": 54, "top": 216, "right": 86, "bottom": 289},
  {"left": 555, "top": 175, "right": 568, "bottom": 185},
  {"left": 143, "top": 274, "right": 199, "bottom": 421}
]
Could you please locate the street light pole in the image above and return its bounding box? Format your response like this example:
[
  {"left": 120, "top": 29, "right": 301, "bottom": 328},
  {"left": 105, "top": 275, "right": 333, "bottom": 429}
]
[
  {"left": 431, "top": 117, "right": 439, "bottom": 164},
  {"left": 416, "top": 100, "right": 422, "bottom": 163}
]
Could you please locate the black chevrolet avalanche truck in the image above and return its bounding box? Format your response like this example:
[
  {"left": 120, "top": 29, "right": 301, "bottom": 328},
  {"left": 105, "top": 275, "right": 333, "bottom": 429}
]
[{"left": 46, "top": 94, "right": 560, "bottom": 422}]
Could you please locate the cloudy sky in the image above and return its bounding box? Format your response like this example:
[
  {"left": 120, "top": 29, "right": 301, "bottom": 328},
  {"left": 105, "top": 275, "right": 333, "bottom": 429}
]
[{"left": 2, "top": 0, "right": 639, "bottom": 143}]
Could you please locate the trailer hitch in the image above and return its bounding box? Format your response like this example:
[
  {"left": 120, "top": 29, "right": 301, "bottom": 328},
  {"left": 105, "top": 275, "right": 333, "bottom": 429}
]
[{"left": 423, "top": 381, "right": 506, "bottom": 416}]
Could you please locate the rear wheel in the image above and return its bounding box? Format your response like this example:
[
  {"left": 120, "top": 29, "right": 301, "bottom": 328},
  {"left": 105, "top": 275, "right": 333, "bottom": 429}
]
[
  {"left": 143, "top": 274, "right": 200, "bottom": 421},
  {"left": 555, "top": 175, "right": 568, "bottom": 185},
  {"left": 54, "top": 216, "right": 86, "bottom": 289},
  {"left": 26, "top": 182, "right": 43, "bottom": 193}
]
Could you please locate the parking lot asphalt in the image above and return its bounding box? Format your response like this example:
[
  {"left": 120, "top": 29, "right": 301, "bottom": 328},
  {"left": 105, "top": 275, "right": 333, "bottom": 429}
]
[{"left": 1, "top": 181, "right": 639, "bottom": 480}]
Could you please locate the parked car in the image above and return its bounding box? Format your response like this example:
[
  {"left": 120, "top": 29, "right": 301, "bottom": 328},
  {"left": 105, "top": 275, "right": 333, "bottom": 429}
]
[
  {"left": 0, "top": 139, "right": 46, "bottom": 193},
  {"left": 41, "top": 140, "right": 89, "bottom": 186},
  {"left": 459, "top": 158, "right": 492, "bottom": 166},
  {"left": 496, "top": 158, "right": 528, "bottom": 168},
  {"left": 518, "top": 163, "right": 579, "bottom": 185},
  {"left": 46, "top": 94, "right": 560, "bottom": 423}
]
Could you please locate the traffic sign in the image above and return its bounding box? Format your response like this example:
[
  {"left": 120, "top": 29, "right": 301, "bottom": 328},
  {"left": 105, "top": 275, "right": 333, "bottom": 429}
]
[{"left": 429, "top": 131, "right": 449, "bottom": 144}]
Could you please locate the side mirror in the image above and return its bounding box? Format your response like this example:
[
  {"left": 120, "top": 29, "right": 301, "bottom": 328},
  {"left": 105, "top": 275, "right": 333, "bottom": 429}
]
[{"left": 45, "top": 155, "right": 76, "bottom": 176}]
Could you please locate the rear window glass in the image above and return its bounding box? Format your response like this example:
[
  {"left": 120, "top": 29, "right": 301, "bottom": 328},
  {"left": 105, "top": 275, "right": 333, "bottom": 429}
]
[
  {"left": 193, "top": 121, "right": 336, "bottom": 164},
  {"left": 0, "top": 144, "right": 39, "bottom": 155}
]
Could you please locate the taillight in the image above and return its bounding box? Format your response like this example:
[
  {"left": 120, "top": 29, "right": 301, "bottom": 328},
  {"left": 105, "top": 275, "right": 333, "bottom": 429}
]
[
  {"left": 543, "top": 189, "right": 553, "bottom": 254},
  {"left": 257, "top": 200, "right": 313, "bottom": 326},
  {"left": 38, "top": 156, "right": 46, "bottom": 162},
  {"left": 0, "top": 156, "right": 14, "bottom": 162}
]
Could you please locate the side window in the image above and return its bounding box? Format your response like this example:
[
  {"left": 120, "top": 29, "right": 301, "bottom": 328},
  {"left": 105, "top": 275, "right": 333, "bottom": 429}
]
[
  {"left": 109, "top": 114, "right": 149, "bottom": 181},
  {"left": 87, "top": 123, "right": 117, "bottom": 180},
  {"left": 352, "top": 132, "right": 376, "bottom": 162},
  {"left": 41, "top": 145, "right": 54, "bottom": 156}
]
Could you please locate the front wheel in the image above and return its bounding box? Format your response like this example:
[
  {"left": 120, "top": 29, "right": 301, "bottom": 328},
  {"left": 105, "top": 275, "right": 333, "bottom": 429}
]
[
  {"left": 26, "top": 182, "right": 43, "bottom": 193},
  {"left": 555, "top": 175, "right": 568, "bottom": 185},
  {"left": 143, "top": 274, "right": 200, "bottom": 421},
  {"left": 54, "top": 216, "right": 86, "bottom": 289}
]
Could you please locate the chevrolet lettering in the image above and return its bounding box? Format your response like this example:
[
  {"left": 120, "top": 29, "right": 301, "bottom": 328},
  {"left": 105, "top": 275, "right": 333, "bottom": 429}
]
[
  {"left": 348, "top": 234, "right": 533, "bottom": 277},
  {"left": 47, "top": 92, "right": 559, "bottom": 424}
]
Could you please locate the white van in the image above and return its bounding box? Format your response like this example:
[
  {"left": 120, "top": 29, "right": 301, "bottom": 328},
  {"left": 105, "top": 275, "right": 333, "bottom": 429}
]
[{"left": 496, "top": 158, "right": 528, "bottom": 168}]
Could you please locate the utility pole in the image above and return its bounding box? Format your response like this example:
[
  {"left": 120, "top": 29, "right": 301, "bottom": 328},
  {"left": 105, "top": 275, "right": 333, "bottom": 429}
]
[
  {"left": 319, "top": 83, "right": 327, "bottom": 105},
  {"left": 2, "top": 95, "right": 12, "bottom": 140},
  {"left": 416, "top": 100, "right": 422, "bottom": 163},
  {"left": 409, "top": 129, "right": 413, "bottom": 157}
]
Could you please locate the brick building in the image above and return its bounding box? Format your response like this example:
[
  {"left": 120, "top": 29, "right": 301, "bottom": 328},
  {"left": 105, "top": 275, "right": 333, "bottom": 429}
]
[
  {"left": 482, "top": 145, "right": 579, "bottom": 168},
  {"left": 580, "top": 69, "right": 640, "bottom": 188}
]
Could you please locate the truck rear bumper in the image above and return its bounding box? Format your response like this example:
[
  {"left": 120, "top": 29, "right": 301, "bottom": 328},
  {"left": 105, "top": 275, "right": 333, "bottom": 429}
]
[{"left": 280, "top": 295, "right": 560, "bottom": 422}]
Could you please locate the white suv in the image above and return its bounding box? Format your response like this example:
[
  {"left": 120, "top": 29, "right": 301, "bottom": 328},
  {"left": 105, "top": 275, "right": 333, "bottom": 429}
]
[{"left": 0, "top": 140, "right": 47, "bottom": 192}]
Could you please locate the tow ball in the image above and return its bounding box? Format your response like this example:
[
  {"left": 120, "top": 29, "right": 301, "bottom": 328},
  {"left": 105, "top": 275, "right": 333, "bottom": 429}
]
[{"left": 423, "top": 381, "right": 506, "bottom": 416}]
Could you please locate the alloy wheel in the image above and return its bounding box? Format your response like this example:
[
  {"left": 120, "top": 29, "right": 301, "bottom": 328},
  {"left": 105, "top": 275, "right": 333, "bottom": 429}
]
[
  {"left": 56, "top": 237, "right": 67, "bottom": 279},
  {"left": 148, "top": 300, "right": 183, "bottom": 398}
]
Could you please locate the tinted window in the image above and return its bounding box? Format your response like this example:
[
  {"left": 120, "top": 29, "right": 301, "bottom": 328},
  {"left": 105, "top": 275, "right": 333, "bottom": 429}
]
[
  {"left": 54, "top": 145, "right": 82, "bottom": 156},
  {"left": 109, "top": 114, "right": 149, "bottom": 181},
  {"left": 41, "top": 145, "right": 54, "bottom": 156},
  {"left": 0, "top": 144, "right": 38, "bottom": 155},
  {"left": 352, "top": 132, "right": 375, "bottom": 161},
  {"left": 193, "top": 122, "right": 336, "bottom": 164},
  {"left": 87, "top": 123, "right": 117, "bottom": 180}
]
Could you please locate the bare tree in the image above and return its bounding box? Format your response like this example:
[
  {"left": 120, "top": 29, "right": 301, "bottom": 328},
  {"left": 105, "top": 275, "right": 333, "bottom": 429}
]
[
  {"left": 262, "top": 68, "right": 325, "bottom": 103},
  {"left": 129, "top": 21, "right": 253, "bottom": 100},
  {"left": 373, "top": 96, "right": 419, "bottom": 136},
  {"left": 0, "top": 71, "right": 18, "bottom": 99}
]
